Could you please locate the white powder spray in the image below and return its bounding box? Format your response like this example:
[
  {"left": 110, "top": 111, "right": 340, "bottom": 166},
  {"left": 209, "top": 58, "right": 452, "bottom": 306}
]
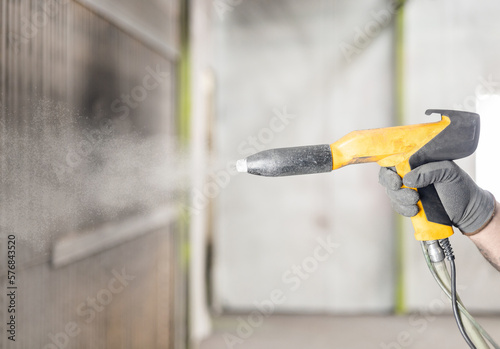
[{"left": 0, "top": 99, "right": 189, "bottom": 253}]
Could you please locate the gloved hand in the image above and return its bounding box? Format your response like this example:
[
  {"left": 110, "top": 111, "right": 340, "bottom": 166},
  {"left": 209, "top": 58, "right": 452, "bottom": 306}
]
[{"left": 379, "top": 161, "right": 496, "bottom": 235}]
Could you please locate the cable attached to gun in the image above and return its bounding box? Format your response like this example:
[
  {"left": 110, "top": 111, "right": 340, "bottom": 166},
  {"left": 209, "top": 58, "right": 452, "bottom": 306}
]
[
  {"left": 438, "top": 239, "right": 477, "bottom": 348},
  {"left": 438, "top": 238, "right": 477, "bottom": 349},
  {"left": 422, "top": 241, "right": 499, "bottom": 349}
]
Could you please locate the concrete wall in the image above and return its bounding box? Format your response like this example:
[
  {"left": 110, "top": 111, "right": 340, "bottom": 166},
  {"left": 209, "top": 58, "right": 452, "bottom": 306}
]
[{"left": 212, "top": 0, "right": 395, "bottom": 313}]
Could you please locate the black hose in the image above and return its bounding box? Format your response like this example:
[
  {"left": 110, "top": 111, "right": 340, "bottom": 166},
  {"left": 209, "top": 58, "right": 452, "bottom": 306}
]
[{"left": 439, "top": 238, "right": 477, "bottom": 349}]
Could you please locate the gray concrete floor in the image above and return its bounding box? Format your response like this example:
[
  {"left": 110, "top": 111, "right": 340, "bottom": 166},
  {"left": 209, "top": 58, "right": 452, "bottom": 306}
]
[{"left": 201, "top": 314, "right": 500, "bottom": 349}]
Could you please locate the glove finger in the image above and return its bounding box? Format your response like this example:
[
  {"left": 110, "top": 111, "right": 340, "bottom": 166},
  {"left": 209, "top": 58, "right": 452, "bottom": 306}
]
[
  {"left": 379, "top": 167, "right": 402, "bottom": 190},
  {"left": 403, "top": 161, "right": 459, "bottom": 188},
  {"left": 386, "top": 187, "right": 419, "bottom": 206},
  {"left": 391, "top": 202, "right": 419, "bottom": 217}
]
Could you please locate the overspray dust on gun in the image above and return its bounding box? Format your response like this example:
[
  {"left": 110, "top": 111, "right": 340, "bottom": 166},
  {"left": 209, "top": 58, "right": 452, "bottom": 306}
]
[{"left": 237, "top": 109, "right": 480, "bottom": 241}]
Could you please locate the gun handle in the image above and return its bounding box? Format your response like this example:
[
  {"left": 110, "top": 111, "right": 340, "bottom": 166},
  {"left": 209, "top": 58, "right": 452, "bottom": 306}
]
[{"left": 395, "top": 162, "right": 454, "bottom": 241}]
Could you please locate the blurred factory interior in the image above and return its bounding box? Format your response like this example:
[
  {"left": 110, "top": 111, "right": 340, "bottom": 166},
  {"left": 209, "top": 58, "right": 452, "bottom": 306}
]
[{"left": 1, "top": 0, "right": 500, "bottom": 348}]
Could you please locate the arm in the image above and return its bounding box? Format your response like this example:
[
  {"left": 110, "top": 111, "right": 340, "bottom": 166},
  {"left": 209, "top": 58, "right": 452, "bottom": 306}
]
[{"left": 468, "top": 201, "right": 500, "bottom": 271}]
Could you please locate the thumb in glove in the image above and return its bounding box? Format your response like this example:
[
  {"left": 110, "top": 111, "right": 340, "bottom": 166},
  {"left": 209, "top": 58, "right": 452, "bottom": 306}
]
[
  {"left": 379, "top": 161, "right": 496, "bottom": 235},
  {"left": 402, "top": 161, "right": 495, "bottom": 234}
]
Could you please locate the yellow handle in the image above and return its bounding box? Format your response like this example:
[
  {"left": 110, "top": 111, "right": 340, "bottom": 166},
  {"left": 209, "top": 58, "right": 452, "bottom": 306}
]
[
  {"left": 328, "top": 114, "right": 455, "bottom": 241},
  {"left": 395, "top": 161, "right": 454, "bottom": 241}
]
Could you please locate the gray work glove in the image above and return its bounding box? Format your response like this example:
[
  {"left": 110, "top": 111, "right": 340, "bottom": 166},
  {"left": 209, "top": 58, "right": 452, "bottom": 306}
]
[{"left": 379, "top": 161, "right": 496, "bottom": 234}]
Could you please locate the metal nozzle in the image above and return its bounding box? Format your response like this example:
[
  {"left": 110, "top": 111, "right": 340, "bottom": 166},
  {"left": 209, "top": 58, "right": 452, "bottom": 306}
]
[
  {"left": 236, "top": 158, "right": 248, "bottom": 173},
  {"left": 236, "top": 144, "right": 333, "bottom": 177}
]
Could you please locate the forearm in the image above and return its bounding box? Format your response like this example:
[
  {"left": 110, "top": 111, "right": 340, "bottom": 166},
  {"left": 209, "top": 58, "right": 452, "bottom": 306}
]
[{"left": 468, "top": 201, "right": 500, "bottom": 272}]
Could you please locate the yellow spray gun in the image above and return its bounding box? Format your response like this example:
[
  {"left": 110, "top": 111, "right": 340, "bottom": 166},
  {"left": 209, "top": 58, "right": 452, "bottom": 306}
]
[
  {"left": 236, "top": 109, "right": 500, "bottom": 348},
  {"left": 236, "top": 109, "right": 480, "bottom": 241}
]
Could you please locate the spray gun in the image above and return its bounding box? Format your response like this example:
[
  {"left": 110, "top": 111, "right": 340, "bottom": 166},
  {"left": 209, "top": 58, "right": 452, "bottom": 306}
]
[{"left": 237, "top": 109, "right": 499, "bottom": 348}]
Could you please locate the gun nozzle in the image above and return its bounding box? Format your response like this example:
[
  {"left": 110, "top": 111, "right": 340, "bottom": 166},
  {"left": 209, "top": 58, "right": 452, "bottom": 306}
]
[
  {"left": 236, "top": 158, "right": 248, "bottom": 173},
  {"left": 236, "top": 145, "right": 332, "bottom": 176}
]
